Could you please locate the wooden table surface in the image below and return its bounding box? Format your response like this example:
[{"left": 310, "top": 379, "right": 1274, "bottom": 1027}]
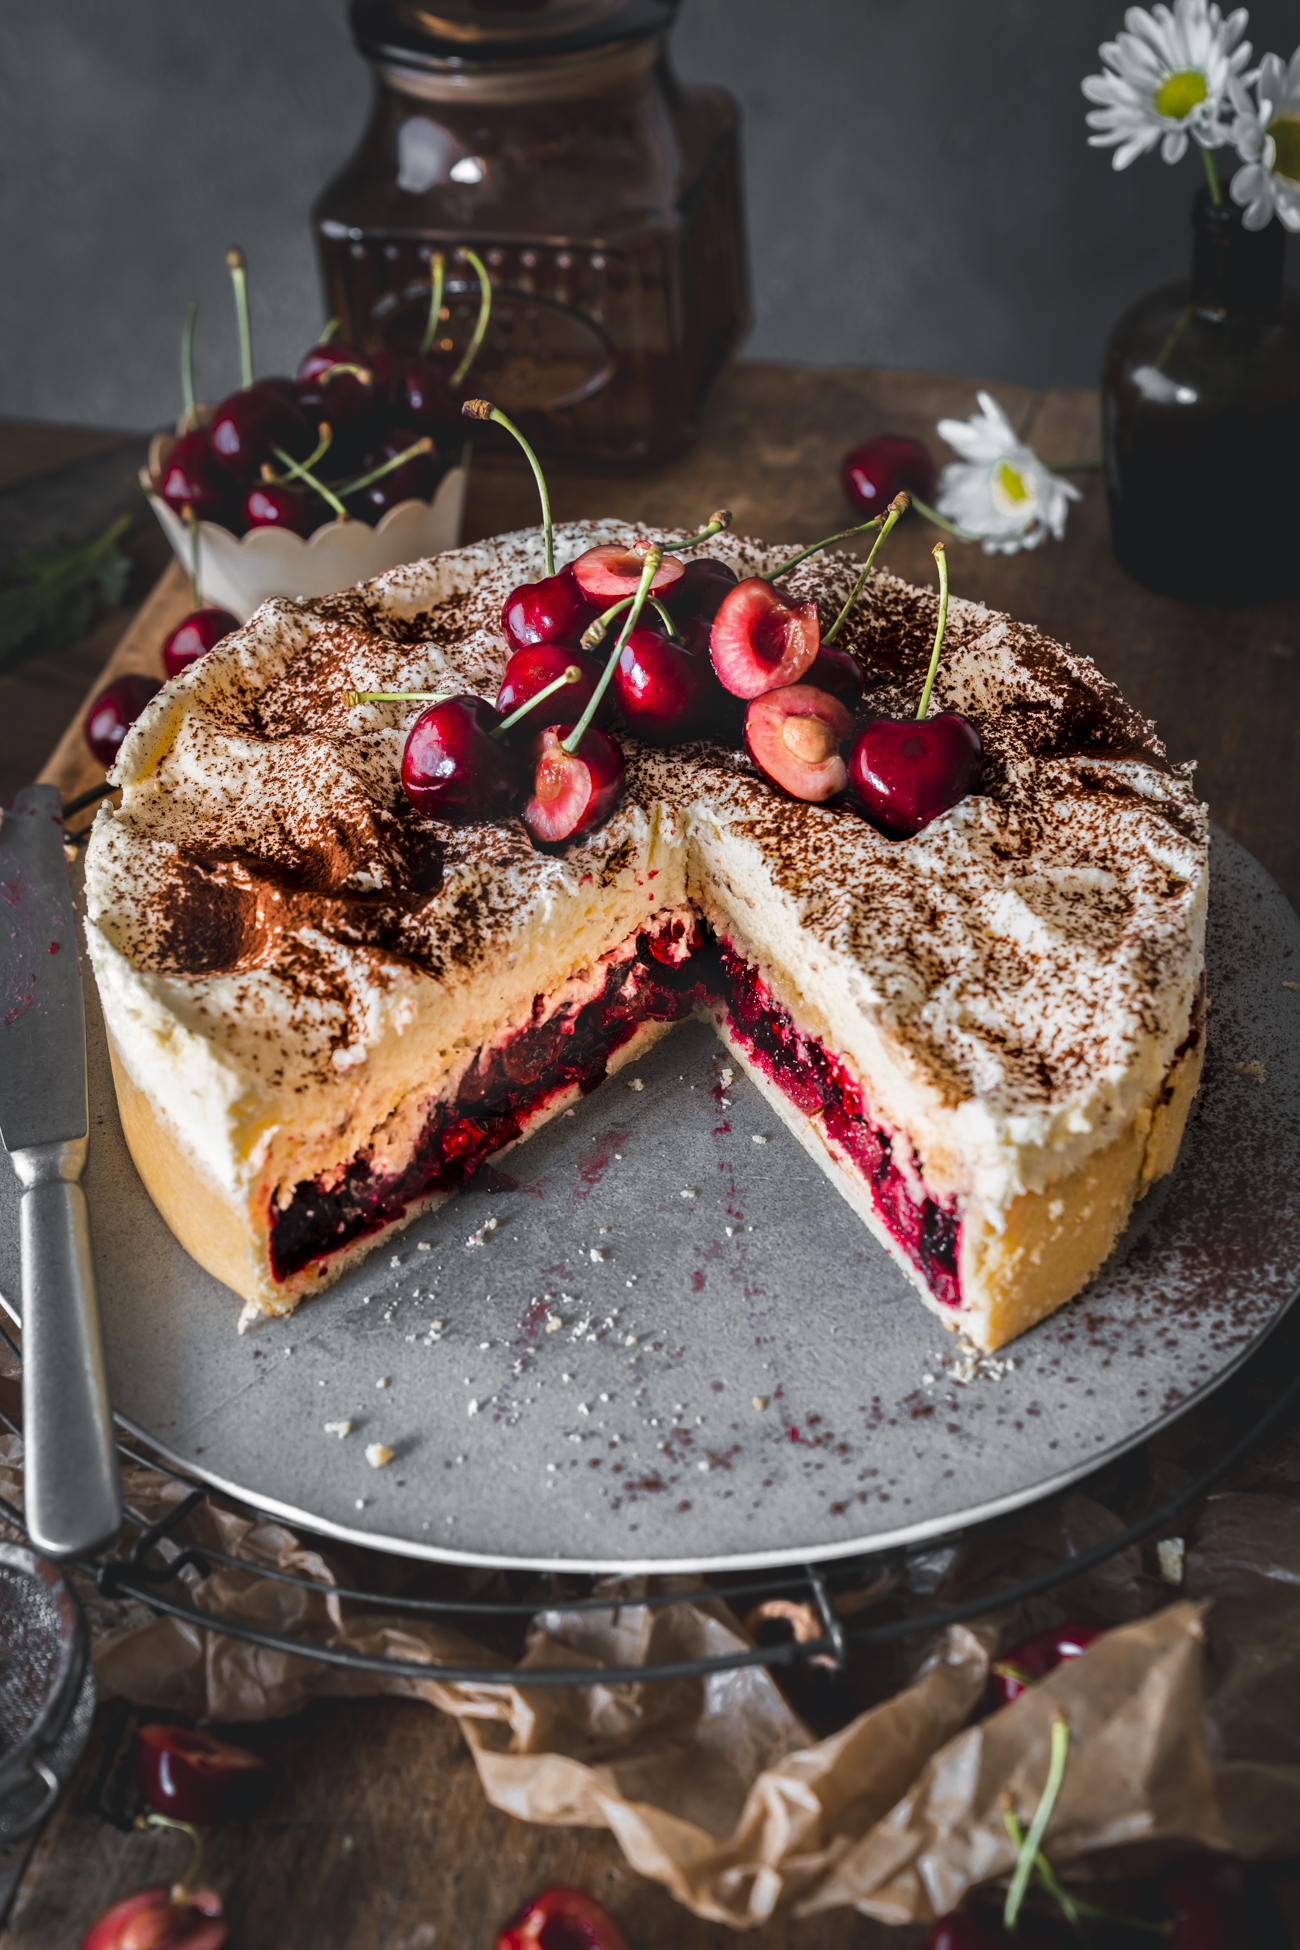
[{"left": 1, "top": 367, "right": 1297, "bottom": 1950}]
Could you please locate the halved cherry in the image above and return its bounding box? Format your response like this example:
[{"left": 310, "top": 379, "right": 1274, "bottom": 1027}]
[
  {"left": 709, "top": 578, "right": 820, "bottom": 699},
  {"left": 989, "top": 1620, "right": 1104, "bottom": 1709},
  {"left": 570, "top": 541, "right": 684, "bottom": 602},
  {"left": 401, "top": 695, "right": 521, "bottom": 823},
  {"left": 521, "top": 724, "right": 624, "bottom": 844},
  {"left": 496, "top": 1885, "right": 630, "bottom": 1950},
  {"left": 80, "top": 1885, "right": 225, "bottom": 1950},
  {"left": 135, "top": 1723, "right": 269, "bottom": 1827},
  {"left": 804, "top": 644, "right": 864, "bottom": 707},
  {"left": 495, "top": 644, "right": 607, "bottom": 733},
  {"left": 161, "top": 608, "right": 240, "bottom": 680},
  {"left": 501, "top": 564, "right": 598, "bottom": 656},
  {"left": 744, "top": 684, "right": 855, "bottom": 801},
  {"left": 848, "top": 712, "right": 982, "bottom": 838},
  {"left": 614, "top": 625, "right": 729, "bottom": 744}
]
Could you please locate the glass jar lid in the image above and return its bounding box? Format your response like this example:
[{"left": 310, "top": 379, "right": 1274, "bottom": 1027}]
[{"left": 351, "top": 0, "right": 676, "bottom": 68}]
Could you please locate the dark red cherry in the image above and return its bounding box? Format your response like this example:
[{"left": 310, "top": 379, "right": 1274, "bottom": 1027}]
[
  {"left": 354, "top": 428, "right": 442, "bottom": 521},
  {"left": 744, "top": 684, "right": 855, "bottom": 801},
  {"left": 570, "top": 542, "right": 684, "bottom": 602},
  {"left": 384, "top": 351, "right": 461, "bottom": 442},
  {"left": 614, "top": 625, "right": 730, "bottom": 743},
  {"left": 497, "top": 1885, "right": 630, "bottom": 1950},
  {"left": 161, "top": 607, "right": 240, "bottom": 679},
  {"left": 295, "top": 342, "right": 378, "bottom": 429},
  {"left": 849, "top": 712, "right": 982, "bottom": 837},
  {"left": 80, "top": 1885, "right": 225, "bottom": 1950},
  {"left": 1162, "top": 1854, "right": 1272, "bottom": 1950},
  {"left": 841, "top": 433, "right": 937, "bottom": 520},
  {"left": 709, "top": 578, "right": 820, "bottom": 699},
  {"left": 401, "top": 695, "right": 520, "bottom": 824},
  {"left": 209, "top": 382, "right": 311, "bottom": 481},
  {"left": 156, "top": 430, "right": 232, "bottom": 525},
  {"left": 84, "top": 674, "right": 162, "bottom": 767},
  {"left": 495, "top": 643, "right": 607, "bottom": 733},
  {"left": 664, "top": 556, "right": 738, "bottom": 624},
  {"left": 243, "top": 480, "right": 313, "bottom": 535},
  {"left": 135, "top": 1722, "right": 269, "bottom": 1826},
  {"left": 989, "top": 1620, "right": 1104, "bottom": 1709},
  {"left": 804, "top": 643, "right": 864, "bottom": 707},
  {"left": 501, "top": 564, "right": 598, "bottom": 656},
  {"left": 521, "top": 724, "right": 625, "bottom": 844},
  {"left": 927, "top": 1911, "right": 1068, "bottom": 1949}
]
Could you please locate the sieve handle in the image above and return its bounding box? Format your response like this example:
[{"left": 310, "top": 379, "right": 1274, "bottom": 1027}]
[{"left": 15, "top": 1140, "right": 122, "bottom": 1558}]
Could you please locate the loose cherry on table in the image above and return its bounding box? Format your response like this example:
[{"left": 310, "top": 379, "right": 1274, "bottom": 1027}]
[
  {"left": 849, "top": 542, "right": 982, "bottom": 838},
  {"left": 521, "top": 723, "right": 625, "bottom": 845},
  {"left": 80, "top": 1885, "right": 226, "bottom": 1950},
  {"left": 135, "top": 1723, "right": 269, "bottom": 1827},
  {"left": 401, "top": 695, "right": 522, "bottom": 824},
  {"left": 496, "top": 643, "right": 608, "bottom": 733},
  {"left": 243, "top": 480, "right": 313, "bottom": 535},
  {"left": 502, "top": 564, "right": 600, "bottom": 658},
  {"left": 161, "top": 608, "right": 240, "bottom": 680},
  {"left": 744, "top": 684, "right": 855, "bottom": 801},
  {"left": 709, "top": 577, "right": 820, "bottom": 699},
  {"left": 85, "top": 675, "right": 162, "bottom": 767},
  {"left": 614, "top": 623, "right": 731, "bottom": 743},
  {"left": 156, "top": 430, "right": 232, "bottom": 525},
  {"left": 989, "top": 1620, "right": 1104, "bottom": 1709},
  {"left": 841, "top": 432, "right": 937, "bottom": 521},
  {"left": 496, "top": 1884, "right": 630, "bottom": 1950},
  {"left": 1161, "top": 1853, "right": 1282, "bottom": 1950},
  {"left": 926, "top": 1908, "right": 1069, "bottom": 1949}
]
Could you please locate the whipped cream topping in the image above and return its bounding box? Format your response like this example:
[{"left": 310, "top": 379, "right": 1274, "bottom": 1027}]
[{"left": 85, "top": 520, "right": 1207, "bottom": 1224}]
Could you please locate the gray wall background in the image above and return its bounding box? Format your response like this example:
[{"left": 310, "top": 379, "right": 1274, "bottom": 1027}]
[{"left": 2, "top": 0, "right": 1295, "bottom": 431}]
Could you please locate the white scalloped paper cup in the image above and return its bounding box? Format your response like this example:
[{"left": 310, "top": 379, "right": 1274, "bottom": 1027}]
[{"left": 142, "top": 429, "right": 470, "bottom": 623}]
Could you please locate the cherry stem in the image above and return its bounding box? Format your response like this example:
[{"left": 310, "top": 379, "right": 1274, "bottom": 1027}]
[
  {"left": 580, "top": 593, "right": 679, "bottom": 650},
  {"left": 419, "top": 251, "right": 446, "bottom": 360},
  {"left": 343, "top": 687, "right": 455, "bottom": 708},
  {"left": 340, "top": 437, "right": 434, "bottom": 498},
  {"left": 317, "top": 361, "right": 373, "bottom": 391},
  {"left": 461, "top": 400, "right": 553, "bottom": 577},
  {"left": 563, "top": 546, "right": 660, "bottom": 754},
  {"left": 991, "top": 1660, "right": 1036, "bottom": 1688},
  {"left": 135, "top": 1812, "right": 206, "bottom": 1902},
  {"left": 451, "top": 249, "right": 493, "bottom": 388},
  {"left": 910, "top": 496, "right": 982, "bottom": 544},
  {"left": 1202, "top": 142, "right": 1224, "bottom": 208},
  {"left": 916, "top": 542, "right": 949, "bottom": 722},
  {"left": 768, "top": 513, "right": 883, "bottom": 581},
  {"left": 226, "top": 246, "right": 253, "bottom": 390},
  {"left": 675, "top": 510, "right": 732, "bottom": 551},
  {"left": 320, "top": 316, "right": 341, "bottom": 345},
  {"left": 489, "top": 664, "right": 581, "bottom": 740},
  {"left": 182, "top": 504, "right": 202, "bottom": 609},
  {"left": 180, "top": 300, "right": 198, "bottom": 432},
  {"left": 823, "top": 492, "right": 909, "bottom": 644},
  {"left": 1001, "top": 1808, "right": 1167, "bottom": 1936},
  {"left": 1003, "top": 1714, "right": 1070, "bottom": 1934},
  {"left": 262, "top": 422, "right": 334, "bottom": 486},
  {"left": 271, "top": 445, "right": 348, "bottom": 520}
]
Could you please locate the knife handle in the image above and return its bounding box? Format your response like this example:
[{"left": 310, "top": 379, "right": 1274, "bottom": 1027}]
[{"left": 16, "top": 1139, "right": 122, "bottom": 1557}]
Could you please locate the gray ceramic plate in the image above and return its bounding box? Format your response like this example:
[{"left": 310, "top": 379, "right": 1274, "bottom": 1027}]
[{"left": 2, "top": 830, "right": 1297, "bottom": 1573}]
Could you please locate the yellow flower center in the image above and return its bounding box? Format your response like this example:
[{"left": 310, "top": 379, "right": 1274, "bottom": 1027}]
[
  {"left": 993, "top": 460, "right": 1030, "bottom": 507},
  {"left": 1268, "top": 113, "right": 1300, "bottom": 182},
  {"left": 1154, "top": 69, "right": 1208, "bottom": 121}
]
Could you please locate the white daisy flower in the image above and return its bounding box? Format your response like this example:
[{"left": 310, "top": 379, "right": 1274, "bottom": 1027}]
[
  {"left": 1229, "top": 49, "right": 1300, "bottom": 231},
  {"left": 1082, "top": 1, "right": 1252, "bottom": 169},
  {"left": 934, "top": 393, "right": 1082, "bottom": 556}
]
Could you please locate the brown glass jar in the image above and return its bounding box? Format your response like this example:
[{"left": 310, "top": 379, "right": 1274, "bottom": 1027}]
[{"left": 313, "top": 1, "right": 750, "bottom": 463}]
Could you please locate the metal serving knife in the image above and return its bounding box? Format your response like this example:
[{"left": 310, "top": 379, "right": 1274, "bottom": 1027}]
[{"left": 0, "top": 784, "right": 121, "bottom": 1557}]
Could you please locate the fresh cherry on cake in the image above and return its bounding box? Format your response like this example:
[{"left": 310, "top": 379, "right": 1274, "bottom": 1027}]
[
  {"left": 85, "top": 674, "right": 162, "bottom": 767},
  {"left": 80, "top": 1885, "right": 226, "bottom": 1950},
  {"left": 664, "top": 555, "right": 738, "bottom": 623},
  {"left": 401, "top": 695, "right": 521, "bottom": 824},
  {"left": 161, "top": 607, "right": 239, "bottom": 679},
  {"left": 495, "top": 643, "right": 607, "bottom": 732},
  {"left": 521, "top": 723, "right": 625, "bottom": 844},
  {"left": 243, "top": 480, "right": 313, "bottom": 535},
  {"left": 501, "top": 564, "right": 599, "bottom": 656},
  {"left": 156, "top": 430, "right": 233, "bottom": 526},
  {"left": 136, "top": 1724, "right": 269, "bottom": 1827},
  {"left": 989, "top": 1620, "right": 1104, "bottom": 1709},
  {"left": 496, "top": 1884, "right": 630, "bottom": 1950},
  {"left": 570, "top": 540, "right": 684, "bottom": 602},
  {"left": 208, "top": 382, "right": 311, "bottom": 482},
  {"left": 849, "top": 542, "right": 982, "bottom": 837},
  {"left": 804, "top": 643, "right": 864, "bottom": 707},
  {"left": 841, "top": 432, "right": 937, "bottom": 521},
  {"left": 744, "top": 684, "right": 855, "bottom": 801},
  {"left": 709, "top": 578, "right": 820, "bottom": 699},
  {"left": 614, "top": 623, "right": 730, "bottom": 743}
]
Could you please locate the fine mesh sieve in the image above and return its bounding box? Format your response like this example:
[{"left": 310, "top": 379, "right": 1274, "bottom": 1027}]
[{"left": 0, "top": 1543, "right": 94, "bottom": 1842}]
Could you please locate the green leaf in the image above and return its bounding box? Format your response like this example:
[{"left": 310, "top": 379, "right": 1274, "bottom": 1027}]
[{"left": 0, "top": 512, "right": 134, "bottom": 673}]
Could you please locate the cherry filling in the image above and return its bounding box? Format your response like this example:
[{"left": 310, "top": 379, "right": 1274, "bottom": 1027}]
[
  {"left": 268, "top": 922, "right": 961, "bottom": 1307},
  {"left": 716, "top": 943, "right": 962, "bottom": 1307}
]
